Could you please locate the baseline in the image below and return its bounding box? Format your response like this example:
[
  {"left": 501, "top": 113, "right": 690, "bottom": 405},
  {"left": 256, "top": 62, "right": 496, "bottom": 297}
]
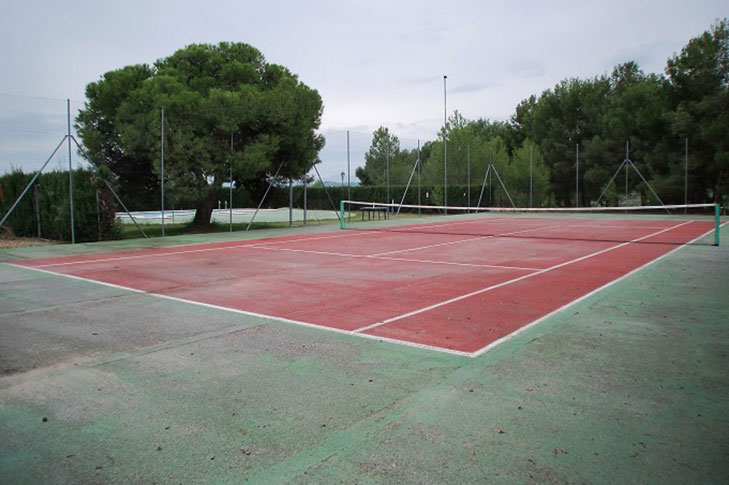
[{"left": 5, "top": 262, "right": 474, "bottom": 358}]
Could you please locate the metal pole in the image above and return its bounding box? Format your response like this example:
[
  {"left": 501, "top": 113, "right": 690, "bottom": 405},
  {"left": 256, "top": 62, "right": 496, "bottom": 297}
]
[
  {"left": 576, "top": 143, "right": 579, "bottom": 208},
  {"left": 492, "top": 165, "right": 516, "bottom": 208},
  {"left": 625, "top": 141, "right": 630, "bottom": 204},
  {"left": 386, "top": 143, "right": 390, "bottom": 210},
  {"left": 489, "top": 147, "right": 492, "bottom": 207},
  {"left": 626, "top": 158, "right": 670, "bottom": 213},
  {"left": 715, "top": 203, "right": 720, "bottom": 247},
  {"left": 595, "top": 159, "right": 628, "bottom": 206},
  {"left": 103, "top": 179, "right": 148, "bottom": 238},
  {"left": 303, "top": 175, "right": 307, "bottom": 225},
  {"left": 229, "top": 132, "right": 233, "bottom": 232},
  {"left": 313, "top": 164, "right": 340, "bottom": 219},
  {"left": 339, "top": 200, "right": 344, "bottom": 229},
  {"left": 529, "top": 144, "right": 533, "bottom": 208},
  {"left": 341, "top": 171, "right": 345, "bottom": 212},
  {"left": 161, "top": 108, "right": 165, "bottom": 237},
  {"left": 467, "top": 145, "right": 471, "bottom": 211},
  {"left": 288, "top": 178, "right": 293, "bottom": 227},
  {"left": 476, "top": 164, "right": 491, "bottom": 208},
  {"left": 67, "top": 99, "right": 75, "bottom": 244},
  {"left": 35, "top": 183, "right": 42, "bottom": 238},
  {"left": 443, "top": 75, "right": 448, "bottom": 213},
  {"left": 95, "top": 189, "right": 100, "bottom": 241},
  {"left": 247, "top": 161, "right": 284, "bottom": 231},
  {"left": 396, "top": 155, "right": 419, "bottom": 216},
  {"left": 347, "top": 130, "right": 351, "bottom": 201},
  {"left": 684, "top": 137, "right": 688, "bottom": 214},
  {"left": 0, "top": 136, "right": 66, "bottom": 231},
  {"left": 417, "top": 139, "right": 421, "bottom": 215}
]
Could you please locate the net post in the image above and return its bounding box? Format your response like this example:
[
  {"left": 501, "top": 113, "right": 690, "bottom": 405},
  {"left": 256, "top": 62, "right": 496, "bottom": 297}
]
[
  {"left": 340, "top": 200, "right": 344, "bottom": 230},
  {"left": 715, "top": 203, "right": 720, "bottom": 247}
]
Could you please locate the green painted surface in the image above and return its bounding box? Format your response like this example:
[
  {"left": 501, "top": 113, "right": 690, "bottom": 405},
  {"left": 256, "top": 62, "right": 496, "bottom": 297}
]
[{"left": 0, "top": 225, "right": 727, "bottom": 483}]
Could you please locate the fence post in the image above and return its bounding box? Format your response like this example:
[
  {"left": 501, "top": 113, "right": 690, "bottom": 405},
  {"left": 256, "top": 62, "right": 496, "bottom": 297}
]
[
  {"left": 715, "top": 203, "right": 721, "bottom": 247},
  {"left": 67, "top": 99, "right": 75, "bottom": 244},
  {"left": 340, "top": 200, "right": 344, "bottom": 229}
]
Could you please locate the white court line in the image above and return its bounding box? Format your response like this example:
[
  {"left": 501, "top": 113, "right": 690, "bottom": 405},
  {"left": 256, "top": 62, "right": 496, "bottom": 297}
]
[
  {"left": 353, "top": 221, "right": 694, "bottom": 334},
  {"left": 367, "top": 215, "right": 700, "bottom": 243},
  {"left": 470, "top": 222, "right": 725, "bottom": 357},
  {"left": 25, "top": 230, "right": 373, "bottom": 269},
  {"left": 27, "top": 235, "right": 541, "bottom": 273},
  {"left": 26, "top": 220, "right": 551, "bottom": 272},
  {"left": 6, "top": 220, "right": 722, "bottom": 359},
  {"left": 26, "top": 213, "right": 688, "bottom": 270},
  {"left": 368, "top": 223, "right": 567, "bottom": 257},
  {"left": 247, "top": 245, "right": 541, "bottom": 272},
  {"left": 370, "top": 255, "right": 540, "bottom": 272},
  {"left": 6, "top": 262, "right": 473, "bottom": 358}
]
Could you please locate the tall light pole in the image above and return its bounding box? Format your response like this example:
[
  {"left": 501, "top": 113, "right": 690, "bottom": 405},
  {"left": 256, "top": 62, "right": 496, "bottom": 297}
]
[
  {"left": 443, "top": 75, "right": 448, "bottom": 213},
  {"left": 346, "top": 130, "right": 351, "bottom": 202},
  {"left": 684, "top": 137, "right": 688, "bottom": 214},
  {"left": 341, "top": 171, "right": 345, "bottom": 202},
  {"left": 575, "top": 143, "right": 579, "bottom": 208},
  {"left": 229, "top": 132, "right": 233, "bottom": 232},
  {"left": 67, "top": 99, "right": 75, "bottom": 244},
  {"left": 160, "top": 108, "right": 165, "bottom": 237},
  {"left": 529, "top": 144, "right": 533, "bottom": 208},
  {"left": 386, "top": 142, "right": 390, "bottom": 209}
]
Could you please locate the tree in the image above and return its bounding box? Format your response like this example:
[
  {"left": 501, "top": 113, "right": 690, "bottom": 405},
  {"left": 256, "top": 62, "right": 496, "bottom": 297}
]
[
  {"left": 423, "top": 112, "right": 483, "bottom": 192},
  {"left": 595, "top": 64, "right": 673, "bottom": 204},
  {"left": 356, "top": 126, "right": 403, "bottom": 186},
  {"left": 416, "top": 112, "right": 540, "bottom": 208},
  {"left": 665, "top": 18, "right": 729, "bottom": 203},
  {"left": 77, "top": 42, "right": 324, "bottom": 225},
  {"left": 76, "top": 64, "right": 156, "bottom": 207},
  {"left": 354, "top": 166, "right": 373, "bottom": 186},
  {"left": 507, "top": 139, "right": 552, "bottom": 207},
  {"left": 512, "top": 77, "right": 610, "bottom": 206},
  {"left": 510, "top": 20, "right": 728, "bottom": 207}
]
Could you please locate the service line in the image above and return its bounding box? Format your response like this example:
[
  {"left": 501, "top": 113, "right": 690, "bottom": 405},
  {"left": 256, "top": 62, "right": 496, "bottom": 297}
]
[
  {"left": 23, "top": 230, "right": 374, "bottom": 269},
  {"left": 354, "top": 221, "right": 694, "bottom": 334},
  {"left": 5, "top": 262, "right": 474, "bottom": 358}
]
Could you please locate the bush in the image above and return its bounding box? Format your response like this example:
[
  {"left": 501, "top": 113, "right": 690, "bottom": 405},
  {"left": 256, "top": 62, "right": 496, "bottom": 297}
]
[{"left": 0, "top": 168, "right": 118, "bottom": 242}]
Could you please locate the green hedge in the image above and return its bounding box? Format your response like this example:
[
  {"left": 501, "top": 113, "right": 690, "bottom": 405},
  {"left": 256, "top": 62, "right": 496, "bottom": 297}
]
[
  {"left": 0, "top": 169, "right": 518, "bottom": 243},
  {"left": 171, "top": 183, "right": 517, "bottom": 212},
  {"left": 0, "top": 169, "right": 116, "bottom": 242},
  {"left": 54, "top": 177, "right": 515, "bottom": 215},
  {"left": 255, "top": 183, "right": 516, "bottom": 211}
]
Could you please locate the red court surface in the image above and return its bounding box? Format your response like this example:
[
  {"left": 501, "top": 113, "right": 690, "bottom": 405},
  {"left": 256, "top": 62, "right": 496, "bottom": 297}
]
[{"left": 11, "top": 218, "right": 717, "bottom": 356}]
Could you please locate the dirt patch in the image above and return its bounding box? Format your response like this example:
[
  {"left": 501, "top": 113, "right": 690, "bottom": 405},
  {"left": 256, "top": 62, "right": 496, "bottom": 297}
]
[
  {"left": 0, "top": 237, "right": 57, "bottom": 249},
  {"left": 0, "top": 227, "right": 57, "bottom": 248}
]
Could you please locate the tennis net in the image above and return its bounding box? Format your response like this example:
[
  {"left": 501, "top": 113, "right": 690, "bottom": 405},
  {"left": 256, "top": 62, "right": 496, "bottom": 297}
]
[{"left": 340, "top": 200, "right": 723, "bottom": 246}]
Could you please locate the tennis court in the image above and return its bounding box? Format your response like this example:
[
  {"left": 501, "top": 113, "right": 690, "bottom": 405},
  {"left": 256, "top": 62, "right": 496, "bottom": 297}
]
[
  {"left": 10, "top": 206, "right": 720, "bottom": 356},
  {"left": 2, "top": 205, "right": 728, "bottom": 483}
]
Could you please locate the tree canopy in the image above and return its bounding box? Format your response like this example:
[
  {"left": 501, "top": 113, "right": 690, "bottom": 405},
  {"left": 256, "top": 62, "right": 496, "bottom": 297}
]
[
  {"left": 355, "top": 126, "right": 415, "bottom": 188},
  {"left": 77, "top": 42, "right": 324, "bottom": 224},
  {"left": 360, "top": 19, "right": 728, "bottom": 208}
]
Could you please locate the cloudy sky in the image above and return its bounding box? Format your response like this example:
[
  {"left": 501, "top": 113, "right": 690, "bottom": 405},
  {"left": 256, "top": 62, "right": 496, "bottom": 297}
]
[{"left": 0, "top": 0, "right": 725, "bottom": 179}]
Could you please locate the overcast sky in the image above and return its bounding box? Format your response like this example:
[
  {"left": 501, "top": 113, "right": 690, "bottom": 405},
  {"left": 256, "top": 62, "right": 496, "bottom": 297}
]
[{"left": 0, "top": 0, "right": 726, "bottom": 180}]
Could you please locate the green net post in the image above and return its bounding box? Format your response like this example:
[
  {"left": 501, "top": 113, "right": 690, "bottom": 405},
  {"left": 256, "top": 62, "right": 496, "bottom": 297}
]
[
  {"left": 340, "top": 200, "right": 344, "bottom": 230},
  {"left": 715, "top": 203, "right": 721, "bottom": 247}
]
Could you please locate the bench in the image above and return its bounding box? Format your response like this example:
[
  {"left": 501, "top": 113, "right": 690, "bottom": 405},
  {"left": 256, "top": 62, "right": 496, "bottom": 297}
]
[{"left": 360, "top": 206, "right": 388, "bottom": 221}]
